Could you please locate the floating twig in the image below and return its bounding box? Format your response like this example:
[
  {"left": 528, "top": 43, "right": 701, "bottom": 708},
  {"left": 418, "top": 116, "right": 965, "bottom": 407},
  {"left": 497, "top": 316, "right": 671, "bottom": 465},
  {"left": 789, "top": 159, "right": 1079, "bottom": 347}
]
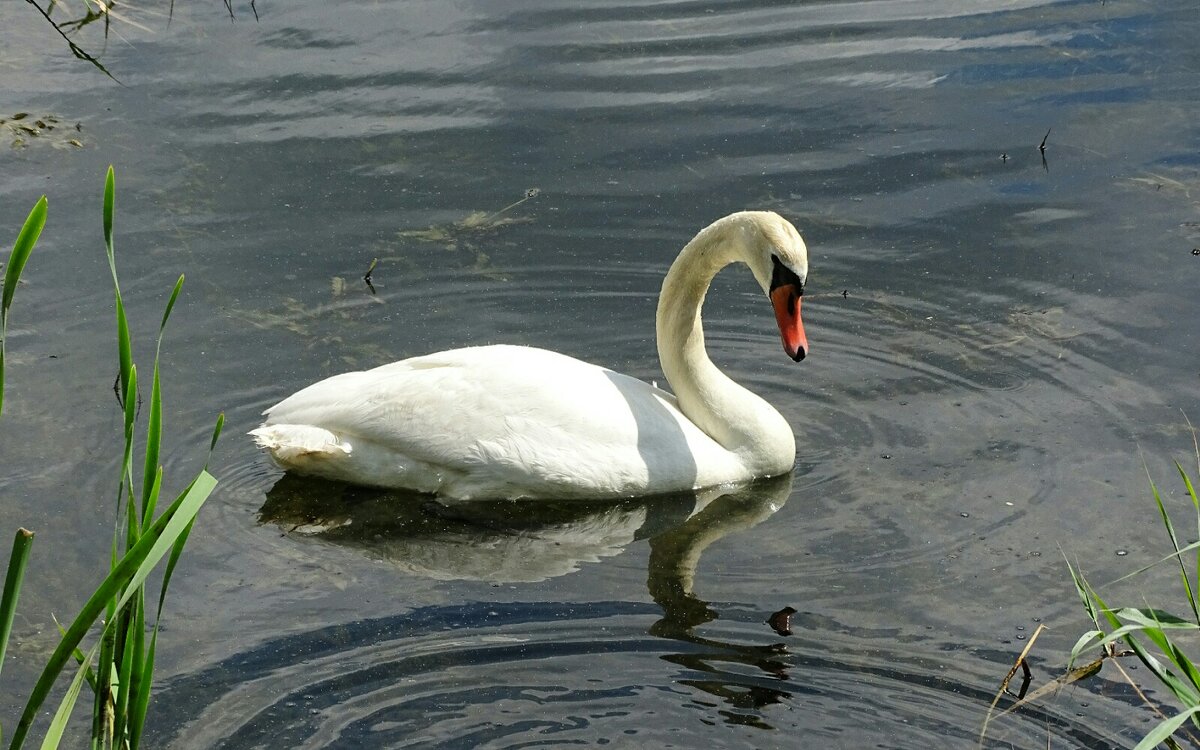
[
  {"left": 481, "top": 188, "right": 540, "bottom": 226},
  {"left": 978, "top": 623, "right": 1045, "bottom": 745},
  {"left": 363, "top": 257, "right": 379, "bottom": 294}
]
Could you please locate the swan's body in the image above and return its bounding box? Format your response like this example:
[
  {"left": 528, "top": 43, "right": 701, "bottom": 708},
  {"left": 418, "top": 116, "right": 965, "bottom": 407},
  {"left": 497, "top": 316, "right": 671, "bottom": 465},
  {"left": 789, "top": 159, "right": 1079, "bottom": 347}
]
[{"left": 252, "top": 211, "right": 809, "bottom": 500}]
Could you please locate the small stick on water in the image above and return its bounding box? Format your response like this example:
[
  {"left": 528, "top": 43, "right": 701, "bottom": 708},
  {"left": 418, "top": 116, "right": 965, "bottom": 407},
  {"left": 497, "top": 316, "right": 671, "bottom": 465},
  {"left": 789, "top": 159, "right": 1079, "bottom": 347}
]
[
  {"left": 1039, "top": 128, "right": 1051, "bottom": 153},
  {"left": 482, "top": 188, "right": 540, "bottom": 225},
  {"left": 364, "top": 257, "right": 379, "bottom": 294},
  {"left": 978, "top": 623, "right": 1045, "bottom": 746}
]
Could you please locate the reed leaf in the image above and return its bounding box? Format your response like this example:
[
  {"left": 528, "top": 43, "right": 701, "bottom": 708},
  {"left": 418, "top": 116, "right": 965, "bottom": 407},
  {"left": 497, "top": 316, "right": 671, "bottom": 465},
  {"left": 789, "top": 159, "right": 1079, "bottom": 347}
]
[
  {"left": 37, "top": 646, "right": 94, "bottom": 750},
  {"left": 1148, "top": 465, "right": 1200, "bottom": 624},
  {"left": 121, "top": 365, "right": 141, "bottom": 546},
  {"left": 1, "top": 196, "right": 47, "bottom": 416},
  {"left": 140, "top": 276, "right": 181, "bottom": 525},
  {"left": 102, "top": 168, "right": 133, "bottom": 407},
  {"left": 50, "top": 615, "right": 97, "bottom": 694},
  {"left": 1134, "top": 706, "right": 1200, "bottom": 750},
  {"left": 1, "top": 197, "right": 45, "bottom": 314},
  {"left": 6, "top": 471, "right": 216, "bottom": 750},
  {"left": 0, "top": 529, "right": 35, "bottom": 679},
  {"left": 209, "top": 412, "right": 225, "bottom": 455}
]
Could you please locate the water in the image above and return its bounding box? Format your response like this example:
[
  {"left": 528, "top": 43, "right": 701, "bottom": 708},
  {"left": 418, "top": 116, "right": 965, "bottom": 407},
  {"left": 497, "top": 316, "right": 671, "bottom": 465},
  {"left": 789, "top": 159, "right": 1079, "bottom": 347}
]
[{"left": 2, "top": 0, "right": 1198, "bottom": 746}]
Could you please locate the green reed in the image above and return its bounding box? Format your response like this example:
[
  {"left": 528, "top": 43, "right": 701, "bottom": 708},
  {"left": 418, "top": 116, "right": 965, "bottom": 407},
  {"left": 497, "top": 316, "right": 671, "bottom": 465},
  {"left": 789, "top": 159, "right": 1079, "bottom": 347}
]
[
  {"left": 0, "top": 167, "right": 221, "bottom": 749},
  {"left": 0, "top": 193, "right": 45, "bottom": 417},
  {"left": 1066, "top": 442, "right": 1200, "bottom": 750}
]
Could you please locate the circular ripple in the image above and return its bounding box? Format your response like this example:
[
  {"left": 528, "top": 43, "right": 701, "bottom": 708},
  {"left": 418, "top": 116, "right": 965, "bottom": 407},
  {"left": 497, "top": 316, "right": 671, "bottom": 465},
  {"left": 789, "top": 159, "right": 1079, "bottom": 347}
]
[{"left": 149, "top": 601, "right": 1136, "bottom": 750}]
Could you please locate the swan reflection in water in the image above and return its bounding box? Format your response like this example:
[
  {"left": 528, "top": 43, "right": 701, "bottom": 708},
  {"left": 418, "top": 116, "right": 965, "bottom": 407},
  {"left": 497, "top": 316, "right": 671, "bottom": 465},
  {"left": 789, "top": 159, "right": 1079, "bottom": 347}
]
[{"left": 258, "top": 473, "right": 797, "bottom": 720}]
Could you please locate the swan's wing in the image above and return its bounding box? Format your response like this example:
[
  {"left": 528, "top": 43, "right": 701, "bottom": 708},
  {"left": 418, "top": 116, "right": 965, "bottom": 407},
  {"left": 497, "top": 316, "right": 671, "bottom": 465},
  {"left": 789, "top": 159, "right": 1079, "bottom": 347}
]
[{"left": 262, "top": 345, "right": 734, "bottom": 497}]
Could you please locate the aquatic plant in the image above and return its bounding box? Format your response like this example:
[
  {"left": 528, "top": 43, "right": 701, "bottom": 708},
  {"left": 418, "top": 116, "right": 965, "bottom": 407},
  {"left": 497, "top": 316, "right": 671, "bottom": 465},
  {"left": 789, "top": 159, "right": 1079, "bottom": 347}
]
[
  {"left": 0, "top": 167, "right": 221, "bottom": 748},
  {"left": 0, "top": 193, "right": 45, "bottom": 417},
  {"left": 1065, "top": 439, "right": 1200, "bottom": 750},
  {"left": 25, "top": 0, "right": 260, "bottom": 80}
]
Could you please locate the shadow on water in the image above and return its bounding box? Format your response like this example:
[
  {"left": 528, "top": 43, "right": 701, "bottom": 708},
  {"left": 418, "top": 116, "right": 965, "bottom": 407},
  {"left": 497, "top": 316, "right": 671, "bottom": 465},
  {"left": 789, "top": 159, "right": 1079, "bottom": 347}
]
[{"left": 146, "top": 473, "right": 1135, "bottom": 748}]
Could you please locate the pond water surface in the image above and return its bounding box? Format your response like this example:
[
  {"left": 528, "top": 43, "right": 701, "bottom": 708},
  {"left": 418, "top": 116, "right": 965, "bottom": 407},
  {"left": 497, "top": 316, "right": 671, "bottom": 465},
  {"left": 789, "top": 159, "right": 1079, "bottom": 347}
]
[{"left": 2, "top": 0, "right": 1199, "bottom": 747}]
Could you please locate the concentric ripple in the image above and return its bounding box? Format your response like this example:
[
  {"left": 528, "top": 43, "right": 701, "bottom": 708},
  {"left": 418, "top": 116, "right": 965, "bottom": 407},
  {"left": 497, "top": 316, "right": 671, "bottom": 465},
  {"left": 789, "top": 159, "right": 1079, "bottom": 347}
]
[{"left": 148, "top": 600, "right": 1137, "bottom": 749}]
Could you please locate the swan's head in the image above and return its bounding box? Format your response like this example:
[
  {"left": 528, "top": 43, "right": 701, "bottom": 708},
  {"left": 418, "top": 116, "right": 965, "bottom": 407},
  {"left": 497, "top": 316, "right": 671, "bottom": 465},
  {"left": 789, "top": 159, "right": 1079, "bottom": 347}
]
[{"left": 740, "top": 212, "right": 809, "bottom": 362}]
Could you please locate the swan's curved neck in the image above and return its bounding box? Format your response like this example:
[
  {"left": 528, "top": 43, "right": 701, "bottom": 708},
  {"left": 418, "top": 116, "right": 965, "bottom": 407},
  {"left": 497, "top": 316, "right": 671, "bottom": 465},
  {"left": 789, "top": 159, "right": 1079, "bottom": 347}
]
[{"left": 655, "top": 217, "right": 794, "bottom": 471}]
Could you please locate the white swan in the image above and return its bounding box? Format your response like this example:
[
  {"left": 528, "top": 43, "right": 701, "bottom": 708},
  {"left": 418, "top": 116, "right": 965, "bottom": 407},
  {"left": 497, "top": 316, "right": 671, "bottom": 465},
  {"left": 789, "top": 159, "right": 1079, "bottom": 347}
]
[{"left": 251, "top": 211, "right": 809, "bottom": 500}]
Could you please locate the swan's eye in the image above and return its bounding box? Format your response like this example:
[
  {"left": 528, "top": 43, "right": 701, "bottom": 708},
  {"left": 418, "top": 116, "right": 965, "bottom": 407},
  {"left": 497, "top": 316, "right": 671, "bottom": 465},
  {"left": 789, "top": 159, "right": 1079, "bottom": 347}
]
[{"left": 769, "top": 254, "right": 804, "bottom": 295}]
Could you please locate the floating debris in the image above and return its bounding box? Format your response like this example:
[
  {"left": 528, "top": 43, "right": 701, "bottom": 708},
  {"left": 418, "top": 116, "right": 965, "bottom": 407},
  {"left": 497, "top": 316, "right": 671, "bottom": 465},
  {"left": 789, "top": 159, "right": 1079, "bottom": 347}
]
[
  {"left": 363, "top": 257, "right": 379, "bottom": 294},
  {"left": 391, "top": 188, "right": 541, "bottom": 280},
  {"left": 4, "top": 114, "right": 82, "bottom": 150},
  {"left": 766, "top": 606, "right": 796, "bottom": 636}
]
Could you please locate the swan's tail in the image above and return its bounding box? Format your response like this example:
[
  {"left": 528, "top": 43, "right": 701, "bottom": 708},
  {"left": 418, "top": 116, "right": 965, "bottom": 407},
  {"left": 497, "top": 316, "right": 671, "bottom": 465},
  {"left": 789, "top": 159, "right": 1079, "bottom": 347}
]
[{"left": 249, "top": 424, "right": 352, "bottom": 466}]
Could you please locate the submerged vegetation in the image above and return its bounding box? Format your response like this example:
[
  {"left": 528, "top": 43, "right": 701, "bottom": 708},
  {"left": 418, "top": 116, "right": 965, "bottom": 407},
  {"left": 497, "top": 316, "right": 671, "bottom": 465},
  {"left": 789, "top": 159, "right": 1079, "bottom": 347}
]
[{"left": 0, "top": 167, "right": 221, "bottom": 747}]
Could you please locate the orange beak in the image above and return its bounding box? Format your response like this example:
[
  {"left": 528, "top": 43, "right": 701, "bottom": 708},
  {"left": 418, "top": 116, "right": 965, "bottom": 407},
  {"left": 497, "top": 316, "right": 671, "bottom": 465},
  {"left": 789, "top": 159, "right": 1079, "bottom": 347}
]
[{"left": 770, "top": 284, "right": 808, "bottom": 361}]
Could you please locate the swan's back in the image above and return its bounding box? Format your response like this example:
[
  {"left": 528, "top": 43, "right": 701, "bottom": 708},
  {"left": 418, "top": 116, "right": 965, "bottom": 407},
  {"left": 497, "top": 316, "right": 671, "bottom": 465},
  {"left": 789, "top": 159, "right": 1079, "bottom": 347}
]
[{"left": 252, "top": 345, "right": 743, "bottom": 499}]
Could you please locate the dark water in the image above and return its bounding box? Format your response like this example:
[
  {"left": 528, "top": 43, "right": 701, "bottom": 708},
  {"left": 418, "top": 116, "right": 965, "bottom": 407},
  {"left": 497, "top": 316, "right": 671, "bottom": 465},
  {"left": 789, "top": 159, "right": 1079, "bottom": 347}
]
[{"left": 2, "top": 0, "right": 1198, "bottom": 746}]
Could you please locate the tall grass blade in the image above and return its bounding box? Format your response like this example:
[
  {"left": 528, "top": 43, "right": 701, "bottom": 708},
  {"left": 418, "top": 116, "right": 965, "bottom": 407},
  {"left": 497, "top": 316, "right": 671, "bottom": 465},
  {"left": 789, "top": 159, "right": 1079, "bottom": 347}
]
[
  {"left": 121, "top": 365, "right": 141, "bottom": 544},
  {"left": 49, "top": 615, "right": 97, "bottom": 693},
  {"left": 158, "top": 275, "right": 184, "bottom": 336},
  {"left": 0, "top": 529, "right": 35, "bottom": 679},
  {"left": 1133, "top": 706, "right": 1200, "bottom": 750},
  {"left": 1068, "top": 629, "right": 1103, "bottom": 668},
  {"left": 141, "top": 363, "right": 162, "bottom": 523},
  {"left": 130, "top": 411, "right": 223, "bottom": 749},
  {"left": 209, "top": 412, "right": 225, "bottom": 455},
  {"left": 112, "top": 604, "right": 139, "bottom": 746},
  {"left": 7, "top": 471, "right": 217, "bottom": 750},
  {"left": 1, "top": 196, "right": 48, "bottom": 416},
  {"left": 37, "top": 644, "right": 95, "bottom": 750},
  {"left": 1, "top": 198, "right": 47, "bottom": 314},
  {"left": 1147, "top": 465, "right": 1200, "bottom": 625},
  {"left": 101, "top": 168, "right": 133, "bottom": 406},
  {"left": 1064, "top": 554, "right": 1099, "bottom": 626},
  {"left": 102, "top": 168, "right": 115, "bottom": 271},
  {"left": 140, "top": 276, "right": 181, "bottom": 524}
]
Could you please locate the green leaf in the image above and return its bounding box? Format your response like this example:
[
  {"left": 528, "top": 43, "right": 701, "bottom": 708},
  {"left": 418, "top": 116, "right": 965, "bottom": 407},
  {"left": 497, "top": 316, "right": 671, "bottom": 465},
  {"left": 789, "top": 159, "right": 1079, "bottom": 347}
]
[
  {"left": 1068, "top": 629, "right": 1103, "bottom": 668},
  {"left": 209, "top": 412, "right": 225, "bottom": 457},
  {"left": 1, "top": 197, "right": 46, "bottom": 314},
  {"left": 158, "top": 275, "right": 184, "bottom": 339},
  {"left": 103, "top": 167, "right": 115, "bottom": 263},
  {"left": 1133, "top": 705, "right": 1200, "bottom": 750},
  {"left": 102, "top": 167, "right": 133, "bottom": 407},
  {"left": 1112, "top": 608, "right": 1198, "bottom": 629},
  {"left": 1148, "top": 463, "right": 1200, "bottom": 624},
  {"left": 1, "top": 196, "right": 47, "bottom": 417},
  {"left": 0, "top": 529, "right": 35, "bottom": 680},
  {"left": 7, "top": 471, "right": 217, "bottom": 750},
  {"left": 37, "top": 642, "right": 96, "bottom": 750},
  {"left": 141, "top": 366, "right": 162, "bottom": 523}
]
